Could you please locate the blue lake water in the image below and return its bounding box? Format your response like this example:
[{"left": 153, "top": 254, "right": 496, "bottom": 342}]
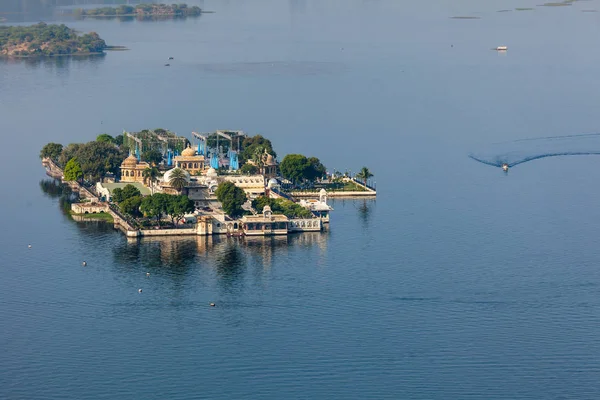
[{"left": 2, "top": 0, "right": 600, "bottom": 398}]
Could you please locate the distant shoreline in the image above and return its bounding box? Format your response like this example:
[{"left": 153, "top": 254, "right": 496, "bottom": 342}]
[
  {"left": 0, "top": 52, "right": 104, "bottom": 58},
  {"left": 77, "top": 11, "right": 215, "bottom": 18},
  {"left": 0, "top": 49, "right": 130, "bottom": 58}
]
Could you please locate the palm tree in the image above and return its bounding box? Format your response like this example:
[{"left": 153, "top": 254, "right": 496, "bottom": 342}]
[
  {"left": 168, "top": 168, "right": 188, "bottom": 192},
  {"left": 142, "top": 166, "right": 163, "bottom": 195},
  {"left": 251, "top": 146, "right": 267, "bottom": 172},
  {"left": 355, "top": 166, "right": 374, "bottom": 187}
]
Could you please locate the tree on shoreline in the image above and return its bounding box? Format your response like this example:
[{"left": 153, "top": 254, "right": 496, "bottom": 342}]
[
  {"left": 166, "top": 195, "right": 195, "bottom": 226},
  {"left": 140, "top": 193, "right": 168, "bottom": 227},
  {"left": 279, "top": 154, "right": 326, "bottom": 184},
  {"left": 0, "top": 23, "right": 107, "bottom": 57},
  {"left": 40, "top": 143, "right": 63, "bottom": 163},
  {"left": 355, "top": 167, "right": 374, "bottom": 187},
  {"left": 215, "top": 181, "right": 247, "bottom": 218},
  {"left": 64, "top": 158, "right": 83, "bottom": 182},
  {"left": 58, "top": 143, "right": 82, "bottom": 167},
  {"left": 120, "top": 196, "right": 142, "bottom": 218}
]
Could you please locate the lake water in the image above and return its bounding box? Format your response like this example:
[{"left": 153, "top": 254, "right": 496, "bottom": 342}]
[{"left": 2, "top": 0, "right": 600, "bottom": 398}]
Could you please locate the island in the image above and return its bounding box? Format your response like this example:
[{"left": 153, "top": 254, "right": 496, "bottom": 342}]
[
  {"left": 73, "top": 3, "right": 203, "bottom": 18},
  {"left": 0, "top": 23, "right": 107, "bottom": 57},
  {"left": 40, "top": 129, "right": 375, "bottom": 238}
]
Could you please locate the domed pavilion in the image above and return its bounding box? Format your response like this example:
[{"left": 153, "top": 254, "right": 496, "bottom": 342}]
[
  {"left": 263, "top": 153, "right": 278, "bottom": 178},
  {"left": 120, "top": 154, "right": 150, "bottom": 184},
  {"left": 174, "top": 144, "right": 205, "bottom": 175}
]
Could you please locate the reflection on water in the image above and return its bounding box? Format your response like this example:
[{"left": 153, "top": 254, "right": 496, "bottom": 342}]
[
  {"left": 356, "top": 199, "right": 375, "bottom": 228},
  {"left": 39, "top": 179, "right": 331, "bottom": 282},
  {"left": 39, "top": 178, "right": 76, "bottom": 215},
  {"left": 39, "top": 178, "right": 71, "bottom": 199},
  {"left": 109, "top": 232, "right": 330, "bottom": 290},
  {"left": 0, "top": 54, "right": 105, "bottom": 73}
]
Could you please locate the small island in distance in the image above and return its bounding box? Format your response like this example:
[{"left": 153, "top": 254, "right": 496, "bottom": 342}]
[
  {"left": 0, "top": 23, "right": 110, "bottom": 57},
  {"left": 72, "top": 3, "right": 204, "bottom": 18}
]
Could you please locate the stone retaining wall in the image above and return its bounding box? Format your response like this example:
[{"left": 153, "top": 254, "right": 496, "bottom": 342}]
[
  {"left": 135, "top": 228, "right": 198, "bottom": 237},
  {"left": 291, "top": 191, "right": 376, "bottom": 198}
]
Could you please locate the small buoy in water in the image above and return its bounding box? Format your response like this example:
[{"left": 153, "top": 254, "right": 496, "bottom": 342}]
[
  {"left": 165, "top": 63, "right": 170, "bottom": 66},
  {"left": 82, "top": 261, "right": 87, "bottom": 266},
  {"left": 138, "top": 289, "right": 143, "bottom": 293},
  {"left": 451, "top": 44, "right": 453, "bottom": 47},
  {"left": 28, "top": 244, "right": 32, "bottom": 249},
  {"left": 168, "top": 56, "right": 174, "bottom": 60},
  {"left": 502, "top": 163, "right": 509, "bottom": 172},
  {"left": 146, "top": 272, "right": 150, "bottom": 277},
  {"left": 210, "top": 303, "right": 216, "bottom": 307}
]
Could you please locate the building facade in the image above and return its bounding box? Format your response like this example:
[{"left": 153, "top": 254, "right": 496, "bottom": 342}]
[
  {"left": 174, "top": 145, "right": 205, "bottom": 175},
  {"left": 120, "top": 154, "right": 150, "bottom": 184}
]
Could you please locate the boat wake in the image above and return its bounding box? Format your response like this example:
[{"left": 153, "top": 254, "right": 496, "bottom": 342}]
[{"left": 469, "top": 133, "right": 600, "bottom": 168}]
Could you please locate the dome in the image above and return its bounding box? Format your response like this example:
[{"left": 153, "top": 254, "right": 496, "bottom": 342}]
[
  {"left": 181, "top": 144, "right": 196, "bottom": 157},
  {"left": 267, "top": 178, "right": 279, "bottom": 188},
  {"left": 163, "top": 167, "right": 190, "bottom": 183},
  {"left": 206, "top": 167, "right": 218, "bottom": 178},
  {"left": 122, "top": 154, "right": 138, "bottom": 166},
  {"left": 265, "top": 153, "right": 276, "bottom": 165}
]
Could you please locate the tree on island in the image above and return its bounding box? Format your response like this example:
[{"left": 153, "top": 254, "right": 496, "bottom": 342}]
[
  {"left": 140, "top": 193, "right": 169, "bottom": 227},
  {"left": 215, "top": 181, "right": 247, "bottom": 218},
  {"left": 72, "top": 141, "right": 125, "bottom": 182},
  {"left": 251, "top": 196, "right": 312, "bottom": 218},
  {"left": 77, "top": 4, "right": 202, "bottom": 17},
  {"left": 112, "top": 184, "right": 141, "bottom": 203},
  {"left": 119, "top": 196, "right": 142, "bottom": 218},
  {"left": 141, "top": 149, "right": 163, "bottom": 166},
  {"left": 96, "top": 134, "right": 115, "bottom": 144},
  {"left": 240, "top": 135, "right": 276, "bottom": 164},
  {"left": 58, "top": 143, "right": 82, "bottom": 167},
  {"left": 138, "top": 193, "right": 195, "bottom": 227},
  {"left": 168, "top": 168, "right": 188, "bottom": 192},
  {"left": 165, "top": 195, "right": 195, "bottom": 226},
  {"left": 279, "top": 154, "right": 307, "bottom": 182},
  {"left": 306, "top": 157, "right": 326, "bottom": 181},
  {"left": 113, "top": 135, "right": 124, "bottom": 147},
  {"left": 355, "top": 167, "right": 374, "bottom": 187},
  {"left": 0, "top": 23, "right": 107, "bottom": 57},
  {"left": 142, "top": 167, "right": 163, "bottom": 194},
  {"left": 279, "top": 154, "right": 326, "bottom": 184},
  {"left": 57, "top": 140, "right": 124, "bottom": 181},
  {"left": 240, "top": 163, "right": 258, "bottom": 175},
  {"left": 40, "top": 142, "right": 63, "bottom": 163},
  {"left": 64, "top": 158, "right": 83, "bottom": 182}
]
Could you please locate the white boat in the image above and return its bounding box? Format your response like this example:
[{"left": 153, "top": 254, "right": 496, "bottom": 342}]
[
  {"left": 496, "top": 46, "right": 508, "bottom": 51},
  {"left": 502, "top": 163, "right": 509, "bottom": 172}
]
